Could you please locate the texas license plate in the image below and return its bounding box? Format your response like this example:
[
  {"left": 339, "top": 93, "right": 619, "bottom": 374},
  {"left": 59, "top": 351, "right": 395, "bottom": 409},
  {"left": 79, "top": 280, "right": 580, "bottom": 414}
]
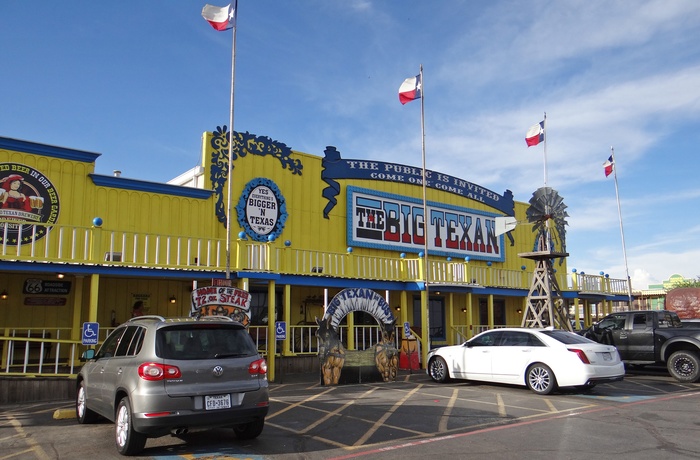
[{"left": 205, "top": 394, "right": 231, "bottom": 410}]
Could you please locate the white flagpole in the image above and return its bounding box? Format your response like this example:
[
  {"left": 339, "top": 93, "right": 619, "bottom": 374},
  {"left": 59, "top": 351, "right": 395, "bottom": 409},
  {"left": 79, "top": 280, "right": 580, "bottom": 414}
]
[
  {"left": 542, "top": 112, "right": 548, "bottom": 187},
  {"left": 419, "top": 64, "right": 431, "bottom": 350},
  {"left": 610, "top": 147, "right": 634, "bottom": 306},
  {"left": 542, "top": 112, "right": 551, "bottom": 252},
  {"left": 225, "top": 1, "right": 238, "bottom": 280}
]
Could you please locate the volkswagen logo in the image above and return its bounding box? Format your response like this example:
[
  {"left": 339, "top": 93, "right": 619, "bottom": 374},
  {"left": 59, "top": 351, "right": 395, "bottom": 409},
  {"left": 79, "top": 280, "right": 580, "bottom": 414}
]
[{"left": 212, "top": 365, "right": 224, "bottom": 377}]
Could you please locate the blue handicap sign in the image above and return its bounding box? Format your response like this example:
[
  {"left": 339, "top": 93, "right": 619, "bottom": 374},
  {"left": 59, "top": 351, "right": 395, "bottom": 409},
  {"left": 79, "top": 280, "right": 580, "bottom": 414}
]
[
  {"left": 275, "top": 321, "right": 286, "bottom": 340},
  {"left": 82, "top": 322, "right": 99, "bottom": 345}
]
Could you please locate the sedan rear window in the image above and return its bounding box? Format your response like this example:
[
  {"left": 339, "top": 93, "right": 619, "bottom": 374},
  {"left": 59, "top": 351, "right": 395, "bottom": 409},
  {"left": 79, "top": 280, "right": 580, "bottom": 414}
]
[
  {"left": 540, "top": 330, "right": 596, "bottom": 345},
  {"left": 158, "top": 326, "right": 258, "bottom": 360}
]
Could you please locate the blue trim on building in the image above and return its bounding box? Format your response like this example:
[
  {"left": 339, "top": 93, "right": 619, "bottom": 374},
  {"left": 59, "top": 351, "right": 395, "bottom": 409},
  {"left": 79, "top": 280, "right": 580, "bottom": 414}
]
[
  {"left": 89, "top": 174, "right": 214, "bottom": 199},
  {"left": 0, "top": 262, "right": 620, "bottom": 301},
  {"left": 0, "top": 136, "right": 101, "bottom": 163}
]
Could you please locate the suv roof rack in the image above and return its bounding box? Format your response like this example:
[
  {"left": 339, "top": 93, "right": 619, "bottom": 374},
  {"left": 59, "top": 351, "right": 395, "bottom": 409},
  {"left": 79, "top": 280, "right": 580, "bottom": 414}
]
[{"left": 126, "top": 315, "right": 166, "bottom": 323}]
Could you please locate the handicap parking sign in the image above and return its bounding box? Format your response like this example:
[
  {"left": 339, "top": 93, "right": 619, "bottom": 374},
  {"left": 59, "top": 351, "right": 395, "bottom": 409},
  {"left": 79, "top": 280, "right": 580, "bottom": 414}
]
[
  {"left": 275, "top": 321, "right": 286, "bottom": 340},
  {"left": 82, "top": 322, "right": 99, "bottom": 345}
]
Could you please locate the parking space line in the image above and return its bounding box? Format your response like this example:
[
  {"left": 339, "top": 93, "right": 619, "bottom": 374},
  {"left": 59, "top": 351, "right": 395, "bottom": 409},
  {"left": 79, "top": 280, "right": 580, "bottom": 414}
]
[
  {"left": 299, "top": 387, "right": 378, "bottom": 434},
  {"left": 438, "top": 389, "right": 459, "bottom": 432},
  {"left": 496, "top": 393, "right": 506, "bottom": 417},
  {"left": 267, "top": 386, "right": 336, "bottom": 419},
  {"left": 543, "top": 398, "right": 557, "bottom": 412},
  {"left": 353, "top": 385, "right": 423, "bottom": 446},
  {"left": 0, "top": 415, "right": 51, "bottom": 460}
]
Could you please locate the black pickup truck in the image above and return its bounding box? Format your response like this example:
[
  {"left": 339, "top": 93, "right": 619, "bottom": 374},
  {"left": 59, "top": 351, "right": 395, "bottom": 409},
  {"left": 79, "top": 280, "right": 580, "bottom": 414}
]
[{"left": 582, "top": 310, "right": 700, "bottom": 383}]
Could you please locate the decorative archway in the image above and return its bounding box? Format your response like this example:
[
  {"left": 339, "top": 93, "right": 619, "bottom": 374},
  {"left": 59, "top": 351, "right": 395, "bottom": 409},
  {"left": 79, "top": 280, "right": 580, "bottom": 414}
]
[{"left": 316, "top": 288, "right": 399, "bottom": 385}]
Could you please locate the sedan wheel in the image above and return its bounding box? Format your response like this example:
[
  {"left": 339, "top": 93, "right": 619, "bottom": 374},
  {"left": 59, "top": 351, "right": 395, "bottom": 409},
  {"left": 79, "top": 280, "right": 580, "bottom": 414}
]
[
  {"left": 428, "top": 356, "right": 450, "bottom": 383},
  {"left": 526, "top": 363, "right": 557, "bottom": 395},
  {"left": 115, "top": 398, "right": 147, "bottom": 456}
]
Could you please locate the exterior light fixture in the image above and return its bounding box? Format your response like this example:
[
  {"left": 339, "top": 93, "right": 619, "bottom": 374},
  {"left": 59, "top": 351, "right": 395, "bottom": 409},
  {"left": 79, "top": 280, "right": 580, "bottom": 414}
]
[
  {"left": 0, "top": 290, "right": 7, "bottom": 300},
  {"left": 169, "top": 295, "right": 176, "bottom": 304}
]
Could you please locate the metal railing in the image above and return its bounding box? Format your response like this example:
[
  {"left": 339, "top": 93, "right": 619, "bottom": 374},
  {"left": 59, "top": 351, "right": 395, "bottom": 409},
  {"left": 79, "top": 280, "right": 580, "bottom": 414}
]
[
  {"left": 1, "top": 328, "right": 82, "bottom": 376},
  {"left": 4, "top": 220, "right": 623, "bottom": 295}
]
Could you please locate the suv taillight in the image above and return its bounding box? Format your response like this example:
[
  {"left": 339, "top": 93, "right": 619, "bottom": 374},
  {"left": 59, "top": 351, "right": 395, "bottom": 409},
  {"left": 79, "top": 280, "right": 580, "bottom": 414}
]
[
  {"left": 249, "top": 358, "right": 268, "bottom": 376},
  {"left": 569, "top": 348, "right": 591, "bottom": 364},
  {"left": 138, "top": 362, "right": 182, "bottom": 381}
]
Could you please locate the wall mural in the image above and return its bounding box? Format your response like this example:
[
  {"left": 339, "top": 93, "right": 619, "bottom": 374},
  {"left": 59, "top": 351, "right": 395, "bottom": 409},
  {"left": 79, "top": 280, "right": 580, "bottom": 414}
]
[
  {"left": 208, "top": 126, "right": 302, "bottom": 234},
  {"left": 316, "top": 288, "right": 399, "bottom": 385},
  {"left": 0, "top": 163, "right": 60, "bottom": 245}
]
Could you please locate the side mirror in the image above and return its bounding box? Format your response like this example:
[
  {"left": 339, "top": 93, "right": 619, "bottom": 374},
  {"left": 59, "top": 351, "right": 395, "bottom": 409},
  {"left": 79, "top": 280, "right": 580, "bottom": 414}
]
[{"left": 80, "top": 348, "right": 96, "bottom": 361}]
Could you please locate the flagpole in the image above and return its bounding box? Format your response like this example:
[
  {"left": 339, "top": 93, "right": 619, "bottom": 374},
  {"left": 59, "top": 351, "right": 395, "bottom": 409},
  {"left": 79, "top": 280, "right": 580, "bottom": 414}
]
[
  {"left": 542, "top": 112, "right": 551, "bottom": 252},
  {"left": 418, "top": 64, "right": 431, "bottom": 351},
  {"left": 610, "top": 147, "right": 633, "bottom": 306},
  {"left": 225, "top": 1, "right": 238, "bottom": 280},
  {"left": 542, "top": 112, "right": 548, "bottom": 187}
]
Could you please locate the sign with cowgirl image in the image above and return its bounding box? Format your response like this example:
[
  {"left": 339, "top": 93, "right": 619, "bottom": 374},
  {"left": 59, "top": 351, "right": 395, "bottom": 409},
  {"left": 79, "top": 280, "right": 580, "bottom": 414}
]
[{"left": 0, "top": 163, "right": 60, "bottom": 244}]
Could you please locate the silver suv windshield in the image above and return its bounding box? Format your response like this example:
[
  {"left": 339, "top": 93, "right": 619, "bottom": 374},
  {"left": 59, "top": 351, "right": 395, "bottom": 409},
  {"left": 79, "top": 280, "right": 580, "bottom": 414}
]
[{"left": 158, "top": 325, "right": 258, "bottom": 360}]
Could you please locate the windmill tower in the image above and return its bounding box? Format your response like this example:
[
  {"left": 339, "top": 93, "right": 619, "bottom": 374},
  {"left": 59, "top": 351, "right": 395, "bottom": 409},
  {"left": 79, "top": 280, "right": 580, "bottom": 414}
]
[{"left": 518, "top": 187, "right": 571, "bottom": 330}]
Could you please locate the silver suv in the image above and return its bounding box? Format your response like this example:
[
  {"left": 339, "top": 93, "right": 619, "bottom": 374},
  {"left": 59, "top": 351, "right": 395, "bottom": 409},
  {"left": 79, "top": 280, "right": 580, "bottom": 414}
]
[{"left": 76, "top": 315, "right": 269, "bottom": 456}]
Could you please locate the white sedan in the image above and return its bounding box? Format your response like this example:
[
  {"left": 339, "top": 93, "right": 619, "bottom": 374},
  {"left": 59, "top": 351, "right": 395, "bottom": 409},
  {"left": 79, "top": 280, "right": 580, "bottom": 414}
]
[{"left": 427, "top": 328, "right": 625, "bottom": 394}]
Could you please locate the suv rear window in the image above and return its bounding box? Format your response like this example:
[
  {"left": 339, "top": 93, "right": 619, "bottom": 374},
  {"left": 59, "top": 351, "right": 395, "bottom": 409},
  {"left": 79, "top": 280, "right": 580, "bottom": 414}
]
[{"left": 158, "top": 325, "right": 258, "bottom": 360}]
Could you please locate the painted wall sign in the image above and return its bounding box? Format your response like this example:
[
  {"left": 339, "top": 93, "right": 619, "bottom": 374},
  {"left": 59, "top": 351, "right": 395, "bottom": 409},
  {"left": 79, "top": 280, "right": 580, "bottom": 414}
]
[
  {"left": 190, "top": 285, "right": 252, "bottom": 327},
  {"left": 321, "top": 146, "right": 515, "bottom": 218},
  {"left": 347, "top": 186, "right": 505, "bottom": 262},
  {"left": 0, "top": 163, "right": 60, "bottom": 244},
  {"left": 236, "top": 178, "right": 288, "bottom": 242}
]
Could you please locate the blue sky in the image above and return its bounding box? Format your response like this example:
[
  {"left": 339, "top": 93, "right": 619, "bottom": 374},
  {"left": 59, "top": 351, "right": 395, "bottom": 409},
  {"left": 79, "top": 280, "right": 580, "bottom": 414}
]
[{"left": 2, "top": 1, "right": 700, "bottom": 290}]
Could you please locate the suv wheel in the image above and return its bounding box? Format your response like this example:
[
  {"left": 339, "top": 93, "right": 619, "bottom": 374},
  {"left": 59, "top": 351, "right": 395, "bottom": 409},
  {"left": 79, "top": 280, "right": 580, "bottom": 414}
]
[
  {"left": 76, "top": 380, "right": 99, "bottom": 424},
  {"left": 115, "top": 397, "right": 147, "bottom": 455},
  {"left": 232, "top": 418, "right": 265, "bottom": 440}
]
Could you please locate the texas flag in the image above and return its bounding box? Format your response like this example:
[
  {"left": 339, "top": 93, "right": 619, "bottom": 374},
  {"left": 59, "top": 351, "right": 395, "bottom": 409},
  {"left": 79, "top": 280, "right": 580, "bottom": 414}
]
[
  {"left": 202, "top": 3, "right": 236, "bottom": 31},
  {"left": 525, "top": 121, "right": 545, "bottom": 147},
  {"left": 603, "top": 155, "right": 614, "bottom": 177},
  {"left": 398, "top": 74, "right": 421, "bottom": 104}
]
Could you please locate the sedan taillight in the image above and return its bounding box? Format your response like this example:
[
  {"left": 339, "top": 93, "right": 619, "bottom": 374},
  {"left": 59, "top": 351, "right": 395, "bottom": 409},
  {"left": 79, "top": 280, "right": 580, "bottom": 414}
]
[
  {"left": 249, "top": 358, "right": 268, "bottom": 376},
  {"left": 138, "top": 362, "right": 182, "bottom": 381},
  {"left": 569, "top": 348, "right": 591, "bottom": 364}
]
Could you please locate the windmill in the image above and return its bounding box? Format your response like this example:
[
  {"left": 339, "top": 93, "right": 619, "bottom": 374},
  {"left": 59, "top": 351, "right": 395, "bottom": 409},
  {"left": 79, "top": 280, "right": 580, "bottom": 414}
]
[{"left": 496, "top": 186, "right": 571, "bottom": 330}]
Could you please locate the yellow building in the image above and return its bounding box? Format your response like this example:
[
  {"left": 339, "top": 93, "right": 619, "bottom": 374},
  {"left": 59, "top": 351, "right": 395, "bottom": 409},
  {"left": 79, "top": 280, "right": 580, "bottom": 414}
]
[{"left": 0, "top": 130, "right": 631, "bottom": 384}]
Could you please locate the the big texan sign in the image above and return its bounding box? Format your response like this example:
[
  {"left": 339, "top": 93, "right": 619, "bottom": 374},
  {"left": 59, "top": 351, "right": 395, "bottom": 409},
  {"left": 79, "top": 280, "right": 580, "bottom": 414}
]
[{"left": 347, "top": 187, "right": 505, "bottom": 262}]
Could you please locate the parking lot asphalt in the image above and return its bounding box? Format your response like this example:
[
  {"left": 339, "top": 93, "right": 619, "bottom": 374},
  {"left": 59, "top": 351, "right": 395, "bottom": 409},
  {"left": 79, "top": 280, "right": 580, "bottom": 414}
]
[{"left": 2, "top": 368, "right": 700, "bottom": 459}]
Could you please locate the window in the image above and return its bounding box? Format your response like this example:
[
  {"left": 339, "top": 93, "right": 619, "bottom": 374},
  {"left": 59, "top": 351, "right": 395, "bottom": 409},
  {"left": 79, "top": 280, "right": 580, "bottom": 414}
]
[
  {"left": 115, "top": 326, "right": 139, "bottom": 357},
  {"left": 500, "top": 331, "right": 541, "bottom": 346},
  {"left": 95, "top": 327, "right": 126, "bottom": 359},
  {"left": 412, "top": 296, "right": 445, "bottom": 341},
  {"left": 159, "top": 325, "right": 258, "bottom": 360},
  {"left": 632, "top": 313, "right": 649, "bottom": 329},
  {"left": 470, "top": 331, "right": 503, "bottom": 346}
]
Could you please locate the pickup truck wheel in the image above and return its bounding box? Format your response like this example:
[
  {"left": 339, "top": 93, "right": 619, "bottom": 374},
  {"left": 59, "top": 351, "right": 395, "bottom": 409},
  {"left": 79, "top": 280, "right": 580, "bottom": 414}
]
[{"left": 667, "top": 350, "right": 700, "bottom": 383}]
